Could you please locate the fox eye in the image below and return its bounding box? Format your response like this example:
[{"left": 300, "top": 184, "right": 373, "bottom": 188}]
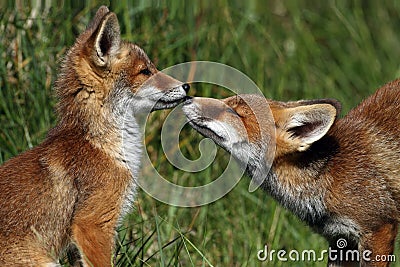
[{"left": 139, "top": 68, "right": 152, "bottom": 76}]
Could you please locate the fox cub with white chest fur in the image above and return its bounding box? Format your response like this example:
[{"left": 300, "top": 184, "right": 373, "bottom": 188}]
[
  {"left": 183, "top": 80, "right": 400, "bottom": 266},
  {"left": 0, "top": 6, "right": 189, "bottom": 267}
]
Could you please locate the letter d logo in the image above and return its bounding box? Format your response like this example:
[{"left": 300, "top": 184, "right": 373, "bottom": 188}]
[{"left": 257, "top": 245, "right": 268, "bottom": 261}]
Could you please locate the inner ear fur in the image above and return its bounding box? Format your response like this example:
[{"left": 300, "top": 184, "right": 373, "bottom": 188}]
[
  {"left": 275, "top": 100, "right": 339, "bottom": 152},
  {"left": 91, "top": 11, "right": 121, "bottom": 67}
]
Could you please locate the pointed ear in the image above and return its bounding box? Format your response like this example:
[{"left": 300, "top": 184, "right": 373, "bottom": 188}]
[
  {"left": 92, "top": 12, "right": 121, "bottom": 67},
  {"left": 86, "top": 6, "right": 109, "bottom": 31},
  {"left": 277, "top": 102, "right": 338, "bottom": 152}
]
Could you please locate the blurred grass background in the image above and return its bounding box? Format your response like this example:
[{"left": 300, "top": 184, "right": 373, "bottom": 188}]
[{"left": 1, "top": 0, "right": 400, "bottom": 266}]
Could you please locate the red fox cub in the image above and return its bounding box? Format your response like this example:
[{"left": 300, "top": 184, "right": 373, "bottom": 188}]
[
  {"left": 183, "top": 80, "right": 400, "bottom": 267},
  {"left": 0, "top": 6, "right": 189, "bottom": 267}
]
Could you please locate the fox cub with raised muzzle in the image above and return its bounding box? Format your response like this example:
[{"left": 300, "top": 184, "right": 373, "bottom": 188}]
[
  {"left": 0, "top": 6, "right": 189, "bottom": 267},
  {"left": 183, "top": 80, "right": 400, "bottom": 266}
]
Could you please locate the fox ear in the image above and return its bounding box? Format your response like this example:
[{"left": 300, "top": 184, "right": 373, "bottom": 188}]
[
  {"left": 86, "top": 6, "right": 110, "bottom": 31},
  {"left": 278, "top": 102, "right": 338, "bottom": 152},
  {"left": 92, "top": 12, "right": 121, "bottom": 67}
]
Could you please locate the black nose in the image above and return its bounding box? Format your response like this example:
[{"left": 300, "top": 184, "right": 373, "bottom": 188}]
[{"left": 182, "top": 83, "right": 190, "bottom": 92}]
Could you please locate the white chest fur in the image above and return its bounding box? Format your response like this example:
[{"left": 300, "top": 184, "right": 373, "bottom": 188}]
[
  {"left": 109, "top": 90, "right": 144, "bottom": 222},
  {"left": 118, "top": 109, "right": 142, "bottom": 220}
]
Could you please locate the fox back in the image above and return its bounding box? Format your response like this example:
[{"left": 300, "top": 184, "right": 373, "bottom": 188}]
[
  {"left": 0, "top": 6, "right": 188, "bottom": 267},
  {"left": 183, "top": 80, "right": 400, "bottom": 266}
]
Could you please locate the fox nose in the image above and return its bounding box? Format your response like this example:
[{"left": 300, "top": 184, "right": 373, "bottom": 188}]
[{"left": 182, "top": 83, "right": 190, "bottom": 93}]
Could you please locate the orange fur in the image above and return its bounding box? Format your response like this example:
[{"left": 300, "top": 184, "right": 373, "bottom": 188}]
[
  {"left": 183, "top": 81, "right": 400, "bottom": 267},
  {"left": 0, "top": 6, "right": 189, "bottom": 266}
]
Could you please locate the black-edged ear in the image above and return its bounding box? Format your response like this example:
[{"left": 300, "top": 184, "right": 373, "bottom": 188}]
[
  {"left": 92, "top": 12, "right": 121, "bottom": 67},
  {"left": 278, "top": 102, "right": 338, "bottom": 151}
]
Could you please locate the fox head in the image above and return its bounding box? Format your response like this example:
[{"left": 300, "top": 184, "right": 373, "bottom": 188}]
[
  {"left": 54, "top": 6, "right": 189, "bottom": 134},
  {"left": 182, "top": 94, "right": 340, "bottom": 180}
]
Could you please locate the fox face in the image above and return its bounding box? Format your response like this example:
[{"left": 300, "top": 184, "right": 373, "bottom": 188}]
[
  {"left": 55, "top": 7, "right": 189, "bottom": 134},
  {"left": 183, "top": 94, "right": 339, "bottom": 185},
  {"left": 182, "top": 95, "right": 272, "bottom": 151},
  {"left": 183, "top": 94, "right": 338, "bottom": 161},
  {"left": 182, "top": 95, "right": 276, "bottom": 183}
]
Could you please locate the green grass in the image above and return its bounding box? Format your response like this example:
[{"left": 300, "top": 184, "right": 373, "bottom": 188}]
[{"left": 1, "top": 0, "right": 400, "bottom": 266}]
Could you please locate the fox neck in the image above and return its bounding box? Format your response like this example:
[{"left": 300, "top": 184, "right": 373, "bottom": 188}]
[
  {"left": 106, "top": 88, "right": 143, "bottom": 219},
  {"left": 115, "top": 109, "right": 142, "bottom": 219},
  {"left": 54, "top": 82, "right": 142, "bottom": 219},
  {"left": 232, "top": 142, "right": 328, "bottom": 224},
  {"left": 256, "top": 135, "right": 339, "bottom": 225},
  {"left": 119, "top": 113, "right": 142, "bottom": 176}
]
